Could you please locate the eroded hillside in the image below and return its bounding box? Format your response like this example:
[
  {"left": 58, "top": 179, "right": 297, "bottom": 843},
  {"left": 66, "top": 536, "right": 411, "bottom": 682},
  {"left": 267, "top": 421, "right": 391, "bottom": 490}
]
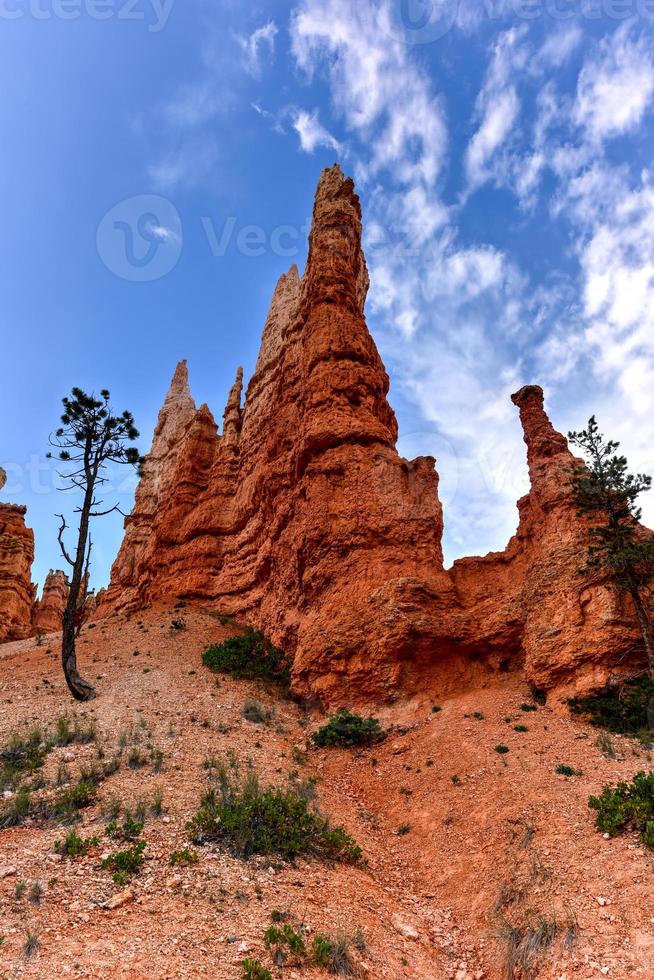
[{"left": 0, "top": 606, "right": 652, "bottom": 979}]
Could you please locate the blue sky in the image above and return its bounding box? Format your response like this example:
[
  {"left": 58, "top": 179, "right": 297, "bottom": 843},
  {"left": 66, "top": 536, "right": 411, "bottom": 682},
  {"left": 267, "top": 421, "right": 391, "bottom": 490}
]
[{"left": 2, "top": 0, "right": 654, "bottom": 594}]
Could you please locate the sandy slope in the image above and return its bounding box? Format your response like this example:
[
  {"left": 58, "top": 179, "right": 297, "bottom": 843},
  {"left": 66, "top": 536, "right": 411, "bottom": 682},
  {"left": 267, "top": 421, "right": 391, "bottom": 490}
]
[{"left": 0, "top": 604, "right": 652, "bottom": 979}]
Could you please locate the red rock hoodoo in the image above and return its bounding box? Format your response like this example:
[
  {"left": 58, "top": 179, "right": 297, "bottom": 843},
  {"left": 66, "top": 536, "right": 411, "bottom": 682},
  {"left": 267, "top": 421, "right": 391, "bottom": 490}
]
[
  {"left": 32, "top": 569, "right": 70, "bottom": 634},
  {"left": 0, "top": 503, "right": 36, "bottom": 643},
  {"left": 99, "top": 166, "right": 652, "bottom": 704}
]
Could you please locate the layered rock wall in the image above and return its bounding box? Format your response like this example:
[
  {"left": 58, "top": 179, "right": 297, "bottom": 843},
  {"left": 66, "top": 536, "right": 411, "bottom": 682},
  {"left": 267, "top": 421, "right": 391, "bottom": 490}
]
[
  {"left": 0, "top": 504, "right": 36, "bottom": 642},
  {"left": 99, "top": 166, "right": 652, "bottom": 703}
]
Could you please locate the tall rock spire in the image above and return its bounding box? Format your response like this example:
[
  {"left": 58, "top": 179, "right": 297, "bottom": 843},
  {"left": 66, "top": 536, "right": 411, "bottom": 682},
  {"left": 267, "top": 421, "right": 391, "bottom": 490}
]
[
  {"left": 511, "top": 384, "right": 575, "bottom": 512},
  {"left": 222, "top": 367, "right": 243, "bottom": 447},
  {"left": 103, "top": 361, "right": 198, "bottom": 606}
]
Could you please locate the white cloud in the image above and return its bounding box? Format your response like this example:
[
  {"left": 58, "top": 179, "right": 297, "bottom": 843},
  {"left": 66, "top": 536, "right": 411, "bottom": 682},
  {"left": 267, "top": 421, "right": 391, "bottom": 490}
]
[
  {"left": 291, "top": 108, "right": 340, "bottom": 153},
  {"left": 537, "top": 24, "right": 582, "bottom": 68},
  {"left": 464, "top": 27, "right": 527, "bottom": 194},
  {"left": 574, "top": 23, "right": 654, "bottom": 142},
  {"left": 465, "top": 89, "right": 520, "bottom": 190},
  {"left": 236, "top": 21, "right": 278, "bottom": 76},
  {"left": 291, "top": 0, "right": 447, "bottom": 187}
]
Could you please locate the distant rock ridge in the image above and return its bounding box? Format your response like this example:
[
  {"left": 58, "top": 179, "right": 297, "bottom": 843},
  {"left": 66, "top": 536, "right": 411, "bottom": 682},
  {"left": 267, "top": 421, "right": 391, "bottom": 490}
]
[{"left": 97, "top": 165, "right": 652, "bottom": 704}]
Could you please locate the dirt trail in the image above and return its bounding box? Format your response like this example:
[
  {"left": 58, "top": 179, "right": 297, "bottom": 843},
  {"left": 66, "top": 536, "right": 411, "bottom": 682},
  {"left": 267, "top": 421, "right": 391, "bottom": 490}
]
[{"left": 0, "top": 605, "right": 652, "bottom": 978}]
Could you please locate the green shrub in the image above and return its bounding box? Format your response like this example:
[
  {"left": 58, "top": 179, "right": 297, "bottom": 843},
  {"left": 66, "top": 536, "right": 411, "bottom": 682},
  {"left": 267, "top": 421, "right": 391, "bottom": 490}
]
[
  {"left": 397, "top": 823, "right": 411, "bottom": 835},
  {"left": 569, "top": 676, "right": 654, "bottom": 735},
  {"left": 556, "top": 764, "right": 582, "bottom": 777},
  {"left": 589, "top": 770, "right": 654, "bottom": 847},
  {"left": 187, "top": 766, "right": 361, "bottom": 863},
  {"left": 513, "top": 725, "right": 529, "bottom": 733},
  {"left": 169, "top": 847, "right": 199, "bottom": 866},
  {"left": 520, "top": 703, "right": 537, "bottom": 713},
  {"left": 242, "top": 960, "right": 272, "bottom": 980},
  {"left": 311, "top": 711, "right": 387, "bottom": 749},
  {"left": 264, "top": 923, "right": 306, "bottom": 956},
  {"left": 105, "top": 815, "right": 143, "bottom": 841},
  {"left": 43, "top": 780, "right": 97, "bottom": 823},
  {"left": 101, "top": 840, "right": 146, "bottom": 882},
  {"left": 202, "top": 632, "right": 290, "bottom": 687},
  {"left": 53, "top": 717, "right": 97, "bottom": 747},
  {"left": 0, "top": 788, "right": 31, "bottom": 828},
  {"left": 55, "top": 831, "right": 99, "bottom": 857},
  {"left": 494, "top": 744, "right": 510, "bottom": 754},
  {"left": 311, "top": 930, "right": 359, "bottom": 975},
  {"left": 0, "top": 728, "right": 48, "bottom": 789}
]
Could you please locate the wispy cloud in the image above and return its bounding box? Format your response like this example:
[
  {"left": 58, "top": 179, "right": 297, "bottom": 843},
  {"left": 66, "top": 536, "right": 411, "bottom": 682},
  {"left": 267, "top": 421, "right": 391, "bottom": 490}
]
[
  {"left": 292, "top": 108, "right": 340, "bottom": 153},
  {"left": 236, "top": 20, "right": 278, "bottom": 77},
  {"left": 574, "top": 22, "right": 654, "bottom": 142},
  {"left": 464, "top": 27, "right": 527, "bottom": 195}
]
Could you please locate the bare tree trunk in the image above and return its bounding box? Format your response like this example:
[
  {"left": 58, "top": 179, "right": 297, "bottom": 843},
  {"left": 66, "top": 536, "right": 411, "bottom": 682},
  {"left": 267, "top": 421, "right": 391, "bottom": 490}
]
[
  {"left": 60, "top": 484, "right": 96, "bottom": 702},
  {"left": 631, "top": 587, "right": 654, "bottom": 680},
  {"left": 62, "top": 604, "right": 95, "bottom": 701}
]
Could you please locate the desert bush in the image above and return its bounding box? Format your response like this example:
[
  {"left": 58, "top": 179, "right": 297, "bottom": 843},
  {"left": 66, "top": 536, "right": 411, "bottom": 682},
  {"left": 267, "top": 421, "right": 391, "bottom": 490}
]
[
  {"left": 169, "top": 847, "right": 199, "bottom": 866},
  {"left": 202, "top": 631, "right": 290, "bottom": 687},
  {"left": 495, "top": 744, "right": 510, "bottom": 754},
  {"left": 127, "top": 747, "right": 147, "bottom": 770},
  {"left": 311, "top": 710, "right": 387, "bottom": 749},
  {"left": 42, "top": 779, "right": 98, "bottom": 822},
  {"left": 568, "top": 676, "right": 654, "bottom": 736},
  {"left": 53, "top": 717, "right": 97, "bottom": 746},
  {"left": 311, "top": 929, "right": 361, "bottom": 975},
  {"left": 242, "top": 700, "right": 274, "bottom": 725},
  {"left": 0, "top": 788, "right": 31, "bottom": 828},
  {"left": 242, "top": 960, "right": 272, "bottom": 980},
  {"left": 23, "top": 930, "right": 40, "bottom": 959},
  {"left": 55, "top": 830, "right": 99, "bottom": 857},
  {"left": 498, "top": 913, "right": 562, "bottom": 979},
  {"left": 556, "top": 764, "right": 582, "bottom": 777},
  {"left": 0, "top": 728, "right": 48, "bottom": 789},
  {"left": 589, "top": 770, "right": 654, "bottom": 846},
  {"left": 264, "top": 922, "right": 306, "bottom": 959},
  {"left": 596, "top": 733, "right": 616, "bottom": 758},
  {"left": 101, "top": 840, "right": 146, "bottom": 883},
  {"left": 105, "top": 815, "right": 143, "bottom": 842},
  {"left": 188, "top": 766, "right": 361, "bottom": 863}
]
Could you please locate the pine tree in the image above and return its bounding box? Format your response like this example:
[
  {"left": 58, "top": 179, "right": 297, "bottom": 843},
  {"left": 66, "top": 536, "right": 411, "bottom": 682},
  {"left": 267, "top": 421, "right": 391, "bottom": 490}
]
[
  {"left": 568, "top": 417, "right": 654, "bottom": 676},
  {"left": 48, "top": 388, "right": 143, "bottom": 700}
]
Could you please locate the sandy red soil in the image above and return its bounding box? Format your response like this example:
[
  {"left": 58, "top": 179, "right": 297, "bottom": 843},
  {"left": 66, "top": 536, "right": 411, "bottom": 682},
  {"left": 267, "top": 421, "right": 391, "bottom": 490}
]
[{"left": 0, "top": 604, "right": 652, "bottom": 978}]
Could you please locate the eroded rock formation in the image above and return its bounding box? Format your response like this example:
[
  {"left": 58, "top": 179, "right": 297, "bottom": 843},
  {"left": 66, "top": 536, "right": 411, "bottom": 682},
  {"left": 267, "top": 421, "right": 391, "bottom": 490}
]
[
  {"left": 99, "top": 165, "right": 652, "bottom": 704},
  {"left": 0, "top": 503, "right": 36, "bottom": 642},
  {"left": 32, "top": 569, "right": 70, "bottom": 634}
]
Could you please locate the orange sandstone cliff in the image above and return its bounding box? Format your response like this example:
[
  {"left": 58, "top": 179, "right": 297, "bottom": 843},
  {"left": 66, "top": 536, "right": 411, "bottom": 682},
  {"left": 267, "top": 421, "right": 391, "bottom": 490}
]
[
  {"left": 0, "top": 503, "right": 36, "bottom": 642},
  {"left": 99, "top": 166, "right": 651, "bottom": 704}
]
